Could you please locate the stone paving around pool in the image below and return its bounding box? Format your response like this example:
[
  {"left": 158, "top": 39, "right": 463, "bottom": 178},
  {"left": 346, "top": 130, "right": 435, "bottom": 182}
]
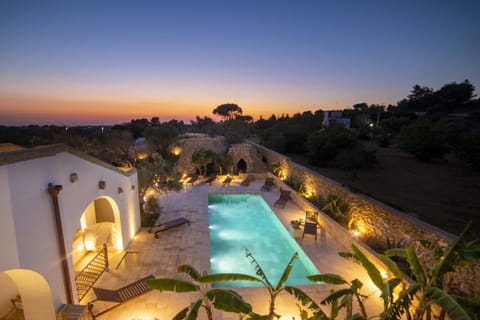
[{"left": 86, "top": 176, "right": 383, "bottom": 320}]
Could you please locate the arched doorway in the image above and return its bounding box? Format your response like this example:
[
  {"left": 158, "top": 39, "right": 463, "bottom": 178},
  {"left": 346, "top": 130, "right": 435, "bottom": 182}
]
[
  {"left": 72, "top": 197, "right": 123, "bottom": 269},
  {"left": 237, "top": 158, "right": 247, "bottom": 173},
  {"left": 0, "top": 269, "right": 56, "bottom": 320}
]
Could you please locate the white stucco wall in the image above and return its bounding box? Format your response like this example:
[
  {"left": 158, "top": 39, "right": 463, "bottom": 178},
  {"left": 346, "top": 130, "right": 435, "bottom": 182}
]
[
  {"left": 0, "top": 149, "right": 140, "bottom": 309},
  {"left": 0, "top": 167, "right": 20, "bottom": 270}
]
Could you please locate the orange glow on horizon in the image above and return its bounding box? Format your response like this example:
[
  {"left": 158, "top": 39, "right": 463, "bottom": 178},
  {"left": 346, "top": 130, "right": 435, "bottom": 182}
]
[{"left": 0, "top": 92, "right": 344, "bottom": 125}]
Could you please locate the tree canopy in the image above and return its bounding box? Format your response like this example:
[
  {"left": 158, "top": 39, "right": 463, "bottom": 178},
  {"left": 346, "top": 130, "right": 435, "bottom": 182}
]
[{"left": 212, "top": 103, "right": 243, "bottom": 120}]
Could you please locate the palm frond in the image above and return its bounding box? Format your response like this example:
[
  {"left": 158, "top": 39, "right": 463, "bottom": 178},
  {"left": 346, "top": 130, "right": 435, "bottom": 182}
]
[
  {"left": 185, "top": 299, "right": 202, "bottom": 320},
  {"left": 199, "top": 273, "right": 262, "bottom": 284},
  {"left": 405, "top": 246, "right": 427, "bottom": 286},
  {"left": 339, "top": 251, "right": 360, "bottom": 263},
  {"left": 431, "top": 222, "right": 472, "bottom": 287},
  {"left": 380, "top": 278, "right": 401, "bottom": 306},
  {"left": 419, "top": 240, "right": 444, "bottom": 260},
  {"left": 425, "top": 287, "right": 471, "bottom": 320},
  {"left": 285, "top": 286, "right": 321, "bottom": 313},
  {"left": 177, "top": 264, "right": 201, "bottom": 280},
  {"left": 206, "top": 289, "right": 252, "bottom": 314},
  {"left": 276, "top": 252, "right": 299, "bottom": 290},
  {"left": 384, "top": 248, "right": 407, "bottom": 258},
  {"left": 172, "top": 306, "right": 190, "bottom": 320},
  {"left": 146, "top": 278, "right": 200, "bottom": 293},
  {"left": 307, "top": 273, "right": 348, "bottom": 285},
  {"left": 382, "top": 283, "right": 420, "bottom": 320},
  {"left": 321, "top": 289, "right": 352, "bottom": 305},
  {"left": 245, "top": 248, "right": 271, "bottom": 287},
  {"left": 377, "top": 254, "right": 403, "bottom": 280},
  {"left": 351, "top": 244, "right": 384, "bottom": 291}
]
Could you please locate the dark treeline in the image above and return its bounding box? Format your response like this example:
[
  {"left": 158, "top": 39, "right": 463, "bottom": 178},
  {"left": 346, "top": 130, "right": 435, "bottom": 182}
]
[{"left": 1, "top": 79, "right": 479, "bottom": 169}]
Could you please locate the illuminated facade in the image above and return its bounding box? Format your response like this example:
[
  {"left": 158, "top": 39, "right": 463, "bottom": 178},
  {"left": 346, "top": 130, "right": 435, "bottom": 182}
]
[{"left": 0, "top": 144, "right": 141, "bottom": 319}]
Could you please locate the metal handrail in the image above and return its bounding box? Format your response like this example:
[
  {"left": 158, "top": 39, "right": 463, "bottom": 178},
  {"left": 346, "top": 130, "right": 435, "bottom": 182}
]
[{"left": 75, "top": 243, "right": 109, "bottom": 301}]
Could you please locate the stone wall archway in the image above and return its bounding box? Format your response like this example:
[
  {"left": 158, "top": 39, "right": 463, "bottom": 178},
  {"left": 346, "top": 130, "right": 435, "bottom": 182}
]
[
  {"left": 227, "top": 143, "right": 265, "bottom": 173},
  {"left": 236, "top": 158, "right": 247, "bottom": 173}
]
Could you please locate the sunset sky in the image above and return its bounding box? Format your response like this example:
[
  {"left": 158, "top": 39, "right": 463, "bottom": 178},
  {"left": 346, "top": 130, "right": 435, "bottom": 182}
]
[{"left": 1, "top": 1, "right": 479, "bottom": 125}]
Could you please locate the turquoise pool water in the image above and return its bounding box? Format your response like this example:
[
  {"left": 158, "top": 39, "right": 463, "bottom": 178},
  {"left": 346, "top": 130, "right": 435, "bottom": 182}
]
[{"left": 208, "top": 194, "right": 319, "bottom": 287}]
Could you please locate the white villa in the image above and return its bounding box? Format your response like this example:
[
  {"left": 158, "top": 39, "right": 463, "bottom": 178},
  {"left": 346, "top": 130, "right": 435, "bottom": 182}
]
[{"left": 0, "top": 144, "right": 141, "bottom": 320}]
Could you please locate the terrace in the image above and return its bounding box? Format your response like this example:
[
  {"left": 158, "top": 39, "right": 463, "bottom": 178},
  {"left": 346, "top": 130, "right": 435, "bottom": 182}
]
[{"left": 85, "top": 174, "right": 383, "bottom": 320}]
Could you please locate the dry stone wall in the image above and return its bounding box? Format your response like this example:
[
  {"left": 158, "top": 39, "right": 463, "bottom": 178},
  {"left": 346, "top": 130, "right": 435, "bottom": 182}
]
[
  {"left": 227, "top": 143, "right": 267, "bottom": 173},
  {"left": 175, "top": 136, "right": 227, "bottom": 174},
  {"left": 248, "top": 140, "right": 480, "bottom": 298}
]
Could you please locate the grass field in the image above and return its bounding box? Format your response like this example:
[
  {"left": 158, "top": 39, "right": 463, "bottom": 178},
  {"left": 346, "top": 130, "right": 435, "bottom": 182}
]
[{"left": 290, "top": 145, "right": 480, "bottom": 236}]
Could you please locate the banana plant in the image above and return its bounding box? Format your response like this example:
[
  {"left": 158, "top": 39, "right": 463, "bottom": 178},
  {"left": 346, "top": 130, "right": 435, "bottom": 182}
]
[
  {"left": 385, "top": 222, "right": 478, "bottom": 320},
  {"left": 146, "top": 264, "right": 261, "bottom": 320},
  {"left": 243, "top": 249, "right": 300, "bottom": 320}
]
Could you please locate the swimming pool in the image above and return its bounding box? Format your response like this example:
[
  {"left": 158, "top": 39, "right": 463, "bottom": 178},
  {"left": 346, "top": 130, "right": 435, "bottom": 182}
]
[{"left": 208, "top": 194, "right": 319, "bottom": 287}]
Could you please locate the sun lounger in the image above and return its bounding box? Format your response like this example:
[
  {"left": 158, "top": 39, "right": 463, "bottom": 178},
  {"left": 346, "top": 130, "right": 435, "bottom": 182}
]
[
  {"left": 89, "top": 275, "right": 155, "bottom": 318},
  {"left": 240, "top": 174, "right": 255, "bottom": 186},
  {"left": 154, "top": 217, "right": 190, "bottom": 238},
  {"left": 187, "top": 175, "right": 198, "bottom": 185},
  {"left": 222, "top": 176, "right": 232, "bottom": 187},
  {"left": 303, "top": 222, "right": 317, "bottom": 240},
  {"left": 204, "top": 174, "right": 217, "bottom": 185},
  {"left": 274, "top": 189, "right": 291, "bottom": 208},
  {"left": 261, "top": 177, "right": 274, "bottom": 191}
]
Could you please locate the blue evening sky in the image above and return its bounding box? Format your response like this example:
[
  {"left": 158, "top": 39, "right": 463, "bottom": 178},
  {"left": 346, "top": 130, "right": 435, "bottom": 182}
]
[{"left": 0, "top": 0, "right": 479, "bottom": 124}]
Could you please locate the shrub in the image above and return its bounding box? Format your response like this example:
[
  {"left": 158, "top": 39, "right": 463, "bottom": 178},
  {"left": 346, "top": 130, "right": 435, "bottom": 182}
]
[
  {"left": 307, "top": 126, "right": 358, "bottom": 166},
  {"left": 141, "top": 196, "right": 161, "bottom": 227}
]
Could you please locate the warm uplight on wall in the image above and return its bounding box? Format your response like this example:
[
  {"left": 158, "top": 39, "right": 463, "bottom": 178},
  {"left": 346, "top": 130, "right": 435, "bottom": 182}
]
[
  {"left": 80, "top": 216, "right": 87, "bottom": 231},
  {"left": 137, "top": 152, "right": 148, "bottom": 160},
  {"left": 84, "top": 239, "right": 95, "bottom": 251},
  {"left": 352, "top": 230, "right": 360, "bottom": 238},
  {"left": 171, "top": 146, "right": 182, "bottom": 156}
]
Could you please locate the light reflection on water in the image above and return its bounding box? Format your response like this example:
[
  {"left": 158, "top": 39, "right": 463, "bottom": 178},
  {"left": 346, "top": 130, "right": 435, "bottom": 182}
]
[{"left": 208, "top": 194, "right": 319, "bottom": 287}]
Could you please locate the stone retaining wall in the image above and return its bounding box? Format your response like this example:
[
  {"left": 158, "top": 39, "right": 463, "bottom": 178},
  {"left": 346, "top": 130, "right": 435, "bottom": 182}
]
[{"left": 249, "top": 140, "right": 480, "bottom": 298}]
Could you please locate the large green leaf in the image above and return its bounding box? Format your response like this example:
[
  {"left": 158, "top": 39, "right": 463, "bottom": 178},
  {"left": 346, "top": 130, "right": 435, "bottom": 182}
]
[
  {"left": 185, "top": 299, "right": 202, "bottom": 320},
  {"left": 206, "top": 288, "right": 252, "bottom": 314},
  {"left": 285, "top": 286, "right": 322, "bottom": 313},
  {"left": 199, "top": 273, "right": 262, "bottom": 284},
  {"left": 276, "top": 252, "right": 299, "bottom": 290},
  {"left": 405, "top": 246, "right": 427, "bottom": 286},
  {"left": 384, "top": 248, "right": 407, "bottom": 258},
  {"left": 172, "top": 306, "right": 190, "bottom": 320},
  {"left": 321, "top": 289, "right": 352, "bottom": 305},
  {"left": 382, "top": 283, "right": 420, "bottom": 320},
  {"left": 146, "top": 278, "right": 200, "bottom": 293},
  {"left": 178, "top": 264, "right": 201, "bottom": 281},
  {"left": 307, "top": 273, "right": 347, "bottom": 285},
  {"left": 380, "top": 278, "right": 401, "bottom": 307},
  {"left": 351, "top": 244, "right": 384, "bottom": 291},
  {"left": 431, "top": 222, "right": 472, "bottom": 287},
  {"left": 246, "top": 313, "right": 269, "bottom": 320},
  {"left": 377, "top": 254, "right": 403, "bottom": 280},
  {"left": 245, "top": 248, "right": 271, "bottom": 287},
  {"left": 425, "top": 287, "right": 471, "bottom": 320},
  {"left": 338, "top": 251, "right": 360, "bottom": 264}
]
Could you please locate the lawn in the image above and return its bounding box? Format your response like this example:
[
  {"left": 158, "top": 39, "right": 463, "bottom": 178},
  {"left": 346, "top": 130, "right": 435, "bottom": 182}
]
[{"left": 290, "top": 145, "right": 480, "bottom": 236}]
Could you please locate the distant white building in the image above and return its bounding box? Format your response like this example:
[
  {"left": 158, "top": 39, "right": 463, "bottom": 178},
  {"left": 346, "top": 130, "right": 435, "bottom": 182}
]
[
  {"left": 322, "top": 111, "right": 351, "bottom": 128},
  {"left": 0, "top": 144, "right": 141, "bottom": 320}
]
